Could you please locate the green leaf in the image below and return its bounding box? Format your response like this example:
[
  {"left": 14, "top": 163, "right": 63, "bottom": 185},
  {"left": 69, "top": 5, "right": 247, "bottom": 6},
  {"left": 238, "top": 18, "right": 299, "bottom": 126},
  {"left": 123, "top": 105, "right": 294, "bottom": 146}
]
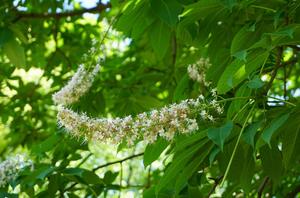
[
  {"left": 0, "top": 28, "right": 14, "bottom": 47},
  {"left": 242, "top": 121, "right": 262, "bottom": 148},
  {"left": 174, "top": 143, "right": 213, "bottom": 194},
  {"left": 272, "top": 25, "right": 300, "bottom": 46},
  {"left": 217, "top": 50, "right": 269, "bottom": 94},
  {"left": 261, "top": 113, "right": 290, "bottom": 147},
  {"left": 267, "top": 26, "right": 295, "bottom": 38},
  {"left": 144, "top": 137, "right": 168, "bottom": 167},
  {"left": 32, "top": 134, "right": 60, "bottom": 154},
  {"left": 260, "top": 145, "right": 283, "bottom": 184},
  {"left": 0, "top": 192, "right": 18, "bottom": 198},
  {"left": 173, "top": 74, "right": 190, "bottom": 101},
  {"left": 180, "top": 0, "right": 221, "bottom": 21},
  {"left": 3, "top": 38, "right": 26, "bottom": 67},
  {"left": 143, "top": 187, "right": 156, "bottom": 198},
  {"left": 233, "top": 50, "right": 247, "bottom": 61},
  {"left": 224, "top": 144, "right": 255, "bottom": 193},
  {"left": 174, "top": 129, "right": 207, "bottom": 152},
  {"left": 81, "top": 170, "right": 102, "bottom": 184},
  {"left": 209, "top": 146, "right": 220, "bottom": 166},
  {"left": 150, "top": 20, "right": 171, "bottom": 59},
  {"left": 134, "top": 95, "right": 163, "bottom": 109},
  {"left": 281, "top": 110, "right": 300, "bottom": 168},
  {"left": 150, "top": 0, "right": 182, "bottom": 27},
  {"left": 217, "top": 59, "right": 244, "bottom": 93},
  {"left": 230, "top": 24, "right": 262, "bottom": 57},
  {"left": 207, "top": 121, "right": 233, "bottom": 151},
  {"left": 247, "top": 76, "right": 264, "bottom": 89},
  {"left": 64, "top": 168, "right": 103, "bottom": 184},
  {"left": 227, "top": 84, "right": 252, "bottom": 119},
  {"left": 156, "top": 140, "right": 205, "bottom": 194},
  {"left": 103, "top": 171, "right": 119, "bottom": 184},
  {"left": 9, "top": 24, "right": 29, "bottom": 44}
]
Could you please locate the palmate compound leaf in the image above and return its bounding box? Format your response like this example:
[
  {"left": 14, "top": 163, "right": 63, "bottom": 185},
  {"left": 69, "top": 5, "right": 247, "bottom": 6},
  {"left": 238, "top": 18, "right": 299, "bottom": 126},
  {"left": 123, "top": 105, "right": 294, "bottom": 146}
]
[{"left": 207, "top": 121, "right": 233, "bottom": 151}]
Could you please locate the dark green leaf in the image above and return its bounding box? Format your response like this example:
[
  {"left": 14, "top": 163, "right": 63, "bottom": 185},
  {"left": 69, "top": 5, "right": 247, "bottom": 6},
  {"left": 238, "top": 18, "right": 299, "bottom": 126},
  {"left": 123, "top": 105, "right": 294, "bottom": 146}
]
[
  {"left": 242, "top": 121, "right": 262, "bottom": 148},
  {"left": 261, "top": 113, "right": 290, "bottom": 147},
  {"left": 247, "top": 76, "right": 264, "bottom": 89},
  {"left": 103, "top": 171, "right": 119, "bottom": 184},
  {"left": 174, "top": 143, "right": 213, "bottom": 194},
  {"left": 144, "top": 137, "right": 168, "bottom": 167},
  {"left": 207, "top": 121, "right": 233, "bottom": 151},
  {"left": 150, "top": 0, "right": 182, "bottom": 26},
  {"left": 156, "top": 139, "right": 206, "bottom": 194},
  {"left": 3, "top": 38, "right": 26, "bottom": 67},
  {"left": 261, "top": 145, "right": 283, "bottom": 184},
  {"left": 150, "top": 20, "right": 171, "bottom": 59}
]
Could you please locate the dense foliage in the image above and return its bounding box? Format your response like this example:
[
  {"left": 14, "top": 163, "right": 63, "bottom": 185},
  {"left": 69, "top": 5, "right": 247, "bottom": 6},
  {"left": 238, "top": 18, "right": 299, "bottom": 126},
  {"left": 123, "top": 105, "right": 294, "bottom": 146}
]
[{"left": 1, "top": 0, "right": 300, "bottom": 197}]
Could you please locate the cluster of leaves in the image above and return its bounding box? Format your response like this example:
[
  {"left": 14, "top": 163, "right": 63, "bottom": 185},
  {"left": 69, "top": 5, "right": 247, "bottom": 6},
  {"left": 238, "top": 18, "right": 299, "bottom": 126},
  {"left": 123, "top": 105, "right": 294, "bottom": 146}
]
[{"left": 1, "top": 0, "right": 300, "bottom": 197}]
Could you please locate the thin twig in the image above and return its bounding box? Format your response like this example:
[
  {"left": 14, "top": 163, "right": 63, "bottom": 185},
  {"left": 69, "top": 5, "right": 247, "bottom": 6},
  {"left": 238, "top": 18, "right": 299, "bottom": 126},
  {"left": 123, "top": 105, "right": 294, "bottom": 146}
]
[
  {"left": 206, "top": 176, "right": 223, "bottom": 198},
  {"left": 258, "top": 176, "right": 269, "bottom": 198},
  {"left": 76, "top": 153, "right": 93, "bottom": 168},
  {"left": 92, "top": 153, "right": 144, "bottom": 172},
  {"left": 221, "top": 104, "right": 256, "bottom": 186},
  {"left": 267, "top": 96, "right": 296, "bottom": 106}
]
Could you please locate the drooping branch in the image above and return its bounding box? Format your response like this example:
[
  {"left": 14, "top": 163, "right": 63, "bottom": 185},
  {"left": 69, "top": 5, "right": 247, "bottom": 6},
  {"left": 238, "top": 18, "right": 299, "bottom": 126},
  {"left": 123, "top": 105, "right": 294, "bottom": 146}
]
[{"left": 14, "top": 3, "right": 111, "bottom": 21}]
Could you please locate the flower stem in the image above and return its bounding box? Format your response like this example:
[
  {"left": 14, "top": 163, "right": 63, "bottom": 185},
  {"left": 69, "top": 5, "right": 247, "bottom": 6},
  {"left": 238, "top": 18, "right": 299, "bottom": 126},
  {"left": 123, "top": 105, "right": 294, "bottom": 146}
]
[{"left": 220, "top": 104, "right": 255, "bottom": 186}]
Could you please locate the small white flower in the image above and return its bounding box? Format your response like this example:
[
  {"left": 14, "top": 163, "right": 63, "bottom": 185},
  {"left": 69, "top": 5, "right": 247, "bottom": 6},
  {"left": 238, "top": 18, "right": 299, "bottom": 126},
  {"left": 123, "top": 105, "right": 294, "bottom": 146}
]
[
  {"left": 200, "top": 110, "right": 207, "bottom": 119},
  {"left": 216, "top": 106, "right": 224, "bottom": 114},
  {"left": 187, "top": 58, "right": 211, "bottom": 86}
]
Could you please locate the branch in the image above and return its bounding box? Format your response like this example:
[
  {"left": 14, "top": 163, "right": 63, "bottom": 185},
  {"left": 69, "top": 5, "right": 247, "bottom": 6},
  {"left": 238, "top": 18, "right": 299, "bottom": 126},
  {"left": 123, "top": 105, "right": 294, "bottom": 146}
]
[
  {"left": 263, "top": 47, "right": 283, "bottom": 94},
  {"left": 14, "top": 3, "right": 111, "bottom": 21},
  {"left": 258, "top": 176, "right": 269, "bottom": 198},
  {"left": 92, "top": 153, "right": 144, "bottom": 172},
  {"left": 206, "top": 176, "right": 223, "bottom": 198}
]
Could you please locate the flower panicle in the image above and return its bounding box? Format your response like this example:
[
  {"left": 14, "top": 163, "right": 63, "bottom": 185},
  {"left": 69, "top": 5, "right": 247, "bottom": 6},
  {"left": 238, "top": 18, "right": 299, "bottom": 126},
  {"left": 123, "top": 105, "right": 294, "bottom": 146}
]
[
  {"left": 52, "top": 63, "right": 100, "bottom": 106},
  {"left": 0, "top": 154, "right": 32, "bottom": 187},
  {"left": 57, "top": 94, "right": 223, "bottom": 146}
]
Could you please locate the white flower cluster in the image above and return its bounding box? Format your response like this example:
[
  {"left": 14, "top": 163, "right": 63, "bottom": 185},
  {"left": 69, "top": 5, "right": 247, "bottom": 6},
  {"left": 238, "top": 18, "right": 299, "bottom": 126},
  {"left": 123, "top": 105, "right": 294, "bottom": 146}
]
[
  {"left": 53, "top": 44, "right": 223, "bottom": 145},
  {"left": 187, "top": 58, "right": 211, "bottom": 86},
  {"left": 0, "top": 155, "right": 32, "bottom": 187},
  {"left": 52, "top": 64, "right": 100, "bottom": 105},
  {"left": 57, "top": 93, "right": 223, "bottom": 145}
]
